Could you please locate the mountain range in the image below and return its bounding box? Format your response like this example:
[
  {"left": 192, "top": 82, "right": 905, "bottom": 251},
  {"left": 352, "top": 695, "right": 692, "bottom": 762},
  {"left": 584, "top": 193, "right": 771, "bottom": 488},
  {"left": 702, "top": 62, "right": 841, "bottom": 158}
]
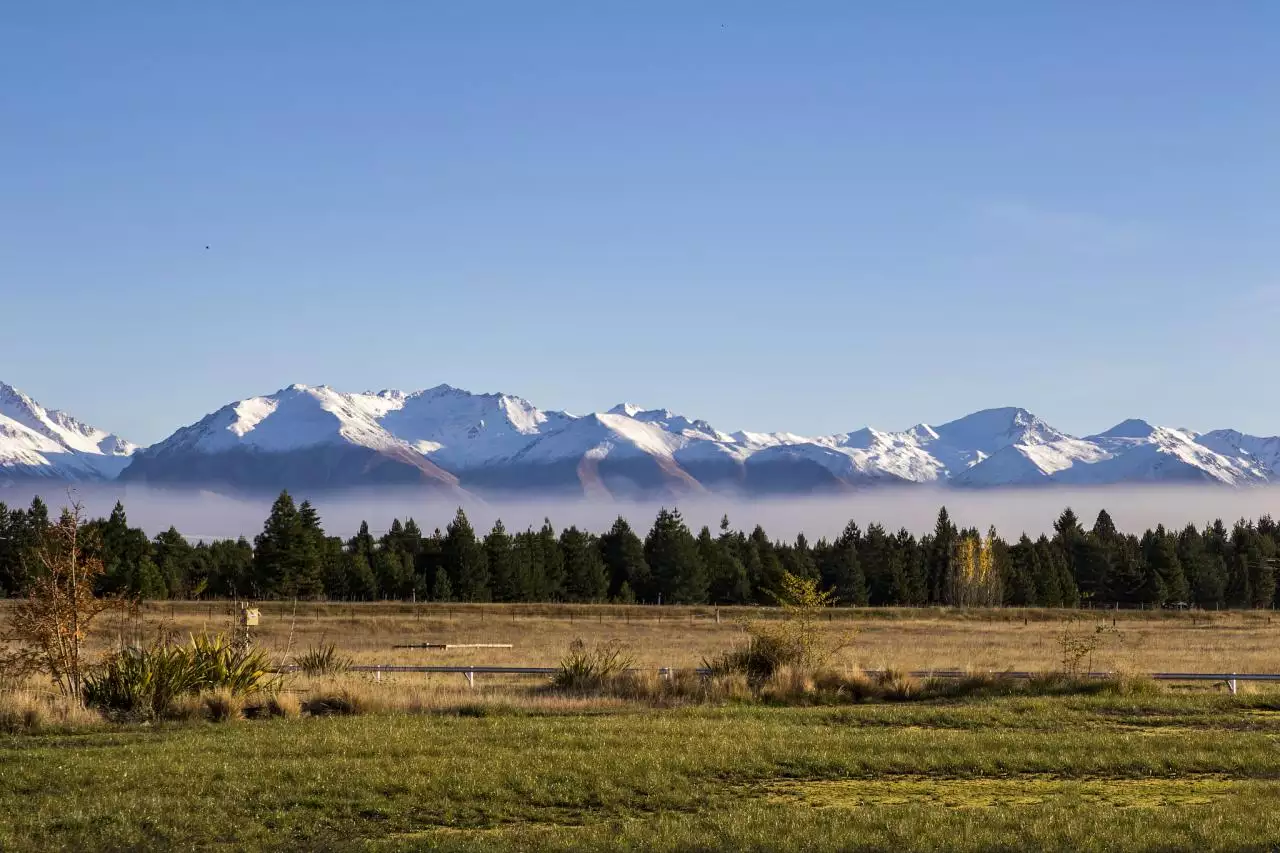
[{"left": 4, "top": 380, "right": 1280, "bottom": 497}]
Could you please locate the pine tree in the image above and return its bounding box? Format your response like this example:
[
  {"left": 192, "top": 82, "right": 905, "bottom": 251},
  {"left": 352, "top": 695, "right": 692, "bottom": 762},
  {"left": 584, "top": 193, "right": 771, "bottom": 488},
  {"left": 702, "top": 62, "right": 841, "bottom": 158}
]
[
  {"left": 430, "top": 567, "right": 454, "bottom": 602},
  {"left": 749, "top": 525, "right": 785, "bottom": 604},
  {"left": 819, "top": 521, "right": 868, "bottom": 606},
  {"left": 152, "top": 527, "right": 193, "bottom": 598},
  {"left": 700, "top": 525, "right": 750, "bottom": 604},
  {"left": 1032, "top": 535, "right": 1068, "bottom": 607},
  {"left": 442, "top": 508, "right": 489, "bottom": 602},
  {"left": 897, "top": 528, "right": 928, "bottom": 606},
  {"left": 536, "top": 520, "right": 564, "bottom": 600},
  {"left": 599, "top": 517, "right": 652, "bottom": 601},
  {"left": 561, "top": 526, "right": 608, "bottom": 602},
  {"left": 861, "top": 523, "right": 907, "bottom": 606},
  {"left": 1178, "top": 524, "right": 1223, "bottom": 609},
  {"left": 1144, "top": 525, "right": 1188, "bottom": 605},
  {"left": 374, "top": 548, "right": 414, "bottom": 599},
  {"left": 781, "top": 533, "right": 819, "bottom": 582},
  {"left": 485, "top": 520, "right": 519, "bottom": 602},
  {"left": 511, "top": 529, "right": 544, "bottom": 602},
  {"left": 927, "top": 508, "right": 957, "bottom": 604},
  {"left": 253, "top": 491, "right": 302, "bottom": 597},
  {"left": 644, "top": 508, "right": 707, "bottom": 604},
  {"left": 1004, "top": 535, "right": 1038, "bottom": 606}
]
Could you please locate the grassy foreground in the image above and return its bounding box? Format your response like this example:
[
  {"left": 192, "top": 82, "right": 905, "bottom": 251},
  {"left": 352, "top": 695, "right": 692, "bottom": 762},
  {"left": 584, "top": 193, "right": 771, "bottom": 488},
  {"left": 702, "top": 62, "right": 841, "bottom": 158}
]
[{"left": 6, "top": 690, "right": 1280, "bottom": 851}]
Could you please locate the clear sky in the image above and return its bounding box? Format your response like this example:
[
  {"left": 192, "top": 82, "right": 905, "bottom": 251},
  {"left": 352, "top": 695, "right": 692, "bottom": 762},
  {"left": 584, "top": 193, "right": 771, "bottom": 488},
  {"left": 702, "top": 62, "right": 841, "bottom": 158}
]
[{"left": 2, "top": 2, "right": 1278, "bottom": 445}]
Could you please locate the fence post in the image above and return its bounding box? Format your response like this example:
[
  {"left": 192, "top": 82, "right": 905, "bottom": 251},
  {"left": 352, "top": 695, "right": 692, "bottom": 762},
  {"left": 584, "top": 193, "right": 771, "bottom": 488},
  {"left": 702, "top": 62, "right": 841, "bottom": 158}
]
[{"left": 1229, "top": 674, "right": 1238, "bottom": 695}]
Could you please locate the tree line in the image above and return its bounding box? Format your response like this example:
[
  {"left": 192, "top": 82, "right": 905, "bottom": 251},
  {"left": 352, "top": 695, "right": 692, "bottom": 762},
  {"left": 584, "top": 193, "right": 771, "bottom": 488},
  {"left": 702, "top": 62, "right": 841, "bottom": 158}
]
[{"left": 1, "top": 492, "right": 1278, "bottom": 609}]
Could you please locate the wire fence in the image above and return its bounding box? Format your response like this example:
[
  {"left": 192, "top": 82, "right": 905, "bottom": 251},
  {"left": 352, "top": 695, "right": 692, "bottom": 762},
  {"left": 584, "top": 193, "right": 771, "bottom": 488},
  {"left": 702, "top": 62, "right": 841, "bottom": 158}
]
[{"left": 273, "top": 664, "right": 1279, "bottom": 694}]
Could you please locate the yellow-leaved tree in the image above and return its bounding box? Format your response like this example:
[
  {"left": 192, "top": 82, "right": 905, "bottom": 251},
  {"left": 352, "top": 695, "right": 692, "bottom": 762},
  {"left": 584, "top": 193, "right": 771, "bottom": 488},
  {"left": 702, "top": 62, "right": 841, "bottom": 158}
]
[{"left": 949, "top": 527, "right": 1003, "bottom": 607}]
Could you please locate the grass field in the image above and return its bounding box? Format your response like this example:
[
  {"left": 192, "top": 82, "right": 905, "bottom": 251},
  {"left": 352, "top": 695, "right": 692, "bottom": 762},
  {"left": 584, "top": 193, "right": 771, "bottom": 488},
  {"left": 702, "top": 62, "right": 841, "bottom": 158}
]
[
  {"left": 6, "top": 602, "right": 1280, "bottom": 851},
  {"left": 64, "top": 599, "right": 1280, "bottom": 674},
  {"left": 6, "top": 691, "right": 1280, "bottom": 851}
]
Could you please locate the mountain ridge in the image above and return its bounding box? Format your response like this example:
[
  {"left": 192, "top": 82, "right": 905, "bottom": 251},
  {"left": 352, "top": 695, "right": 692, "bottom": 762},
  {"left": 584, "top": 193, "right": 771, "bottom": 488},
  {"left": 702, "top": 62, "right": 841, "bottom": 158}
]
[{"left": 5, "top": 380, "right": 1280, "bottom": 495}]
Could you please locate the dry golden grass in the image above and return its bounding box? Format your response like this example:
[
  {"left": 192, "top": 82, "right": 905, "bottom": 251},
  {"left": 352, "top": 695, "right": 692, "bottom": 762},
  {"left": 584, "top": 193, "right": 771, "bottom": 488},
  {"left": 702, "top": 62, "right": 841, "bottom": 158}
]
[
  {"left": 40, "top": 600, "right": 1280, "bottom": 675},
  {"left": 0, "top": 686, "right": 103, "bottom": 732}
]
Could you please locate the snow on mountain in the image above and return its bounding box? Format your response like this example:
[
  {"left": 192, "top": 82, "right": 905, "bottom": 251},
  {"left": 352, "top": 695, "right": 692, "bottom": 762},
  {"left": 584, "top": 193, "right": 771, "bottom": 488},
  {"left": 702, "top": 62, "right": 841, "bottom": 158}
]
[
  {"left": 1064, "top": 421, "right": 1265, "bottom": 486},
  {"left": 0, "top": 382, "right": 136, "bottom": 481},
  {"left": 1193, "top": 429, "right": 1280, "bottom": 478},
  {"left": 7, "top": 377, "right": 1278, "bottom": 494}
]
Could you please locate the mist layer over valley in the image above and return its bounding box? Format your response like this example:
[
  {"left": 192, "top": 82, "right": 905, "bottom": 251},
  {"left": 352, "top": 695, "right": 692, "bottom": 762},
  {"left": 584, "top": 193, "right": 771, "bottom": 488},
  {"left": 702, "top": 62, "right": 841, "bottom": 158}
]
[{"left": 6, "top": 484, "right": 1280, "bottom": 543}]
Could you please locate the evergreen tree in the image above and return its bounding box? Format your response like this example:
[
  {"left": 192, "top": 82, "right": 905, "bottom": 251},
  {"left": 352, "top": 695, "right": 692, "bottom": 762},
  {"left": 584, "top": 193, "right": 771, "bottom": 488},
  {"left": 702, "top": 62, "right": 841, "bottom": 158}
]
[
  {"left": 861, "top": 523, "right": 907, "bottom": 606},
  {"left": 536, "top": 520, "right": 565, "bottom": 600},
  {"left": 430, "top": 566, "right": 454, "bottom": 602},
  {"left": 701, "top": 524, "right": 750, "bottom": 604},
  {"left": 1053, "top": 507, "right": 1085, "bottom": 590},
  {"left": 781, "top": 533, "right": 819, "bottom": 582},
  {"left": 91, "top": 501, "right": 154, "bottom": 597},
  {"left": 819, "top": 521, "right": 868, "bottom": 606},
  {"left": 1032, "top": 535, "right": 1067, "bottom": 607},
  {"left": 373, "top": 548, "right": 414, "bottom": 599},
  {"left": 561, "top": 526, "right": 608, "bottom": 602},
  {"left": 897, "top": 528, "right": 928, "bottom": 606},
  {"left": 442, "top": 508, "right": 489, "bottom": 601},
  {"left": 1143, "top": 525, "right": 1188, "bottom": 605},
  {"left": 1073, "top": 535, "right": 1113, "bottom": 605},
  {"left": 749, "top": 525, "right": 785, "bottom": 604},
  {"left": 1004, "top": 535, "right": 1038, "bottom": 606},
  {"left": 511, "top": 528, "right": 544, "bottom": 602},
  {"left": 644, "top": 508, "right": 707, "bottom": 604},
  {"left": 1091, "top": 509, "right": 1120, "bottom": 546},
  {"left": 153, "top": 527, "right": 194, "bottom": 598},
  {"left": 485, "top": 520, "right": 519, "bottom": 602},
  {"left": 204, "top": 537, "right": 254, "bottom": 598},
  {"left": 927, "top": 508, "right": 957, "bottom": 604},
  {"left": 253, "top": 491, "right": 307, "bottom": 597},
  {"left": 1178, "top": 524, "right": 1223, "bottom": 609},
  {"left": 599, "top": 517, "right": 653, "bottom": 602}
]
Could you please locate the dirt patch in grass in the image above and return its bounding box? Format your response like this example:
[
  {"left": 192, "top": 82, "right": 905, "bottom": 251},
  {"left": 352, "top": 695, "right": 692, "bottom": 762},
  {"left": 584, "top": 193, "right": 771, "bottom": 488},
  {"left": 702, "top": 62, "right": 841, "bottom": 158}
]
[{"left": 763, "top": 775, "right": 1237, "bottom": 810}]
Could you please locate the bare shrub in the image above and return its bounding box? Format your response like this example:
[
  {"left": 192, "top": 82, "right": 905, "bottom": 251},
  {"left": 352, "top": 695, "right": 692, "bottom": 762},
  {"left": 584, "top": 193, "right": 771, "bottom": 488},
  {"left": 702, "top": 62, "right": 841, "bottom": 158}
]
[
  {"left": 1, "top": 502, "right": 120, "bottom": 702},
  {"left": 1057, "top": 621, "right": 1121, "bottom": 675},
  {"left": 706, "top": 571, "right": 852, "bottom": 681}
]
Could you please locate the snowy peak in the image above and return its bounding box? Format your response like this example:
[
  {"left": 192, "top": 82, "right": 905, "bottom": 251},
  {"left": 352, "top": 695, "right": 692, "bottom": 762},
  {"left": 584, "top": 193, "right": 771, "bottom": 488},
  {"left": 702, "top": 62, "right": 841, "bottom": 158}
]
[
  {"left": 935, "top": 407, "right": 1069, "bottom": 453},
  {"left": 1096, "top": 418, "right": 1157, "bottom": 440},
  {"left": 0, "top": 381, "right": 136, "bottom": 481},
  {"left": 12, "top": 378, "right": 1280, "bottom": 494}
]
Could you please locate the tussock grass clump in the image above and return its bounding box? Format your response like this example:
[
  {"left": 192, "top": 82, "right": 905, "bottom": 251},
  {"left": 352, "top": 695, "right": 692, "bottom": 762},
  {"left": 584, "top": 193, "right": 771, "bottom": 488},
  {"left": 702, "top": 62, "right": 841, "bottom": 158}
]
[
  {"left": 301, "top": 690, "right": 366, "bottom": 716},
  {"left": 294, "top": 642, "right": 351, "bottom": 677},
  {"left": 0, "top": 689, "right": 101, "bottom": 733},
  {"left": 872, "top": 668, "right": 920, "bottom": 701},
  {"left": 202, "top": 689, "right": 246, "bottom": 723},
  {"left": 552, "top": 638, "right": 634, "bottom": 692}
]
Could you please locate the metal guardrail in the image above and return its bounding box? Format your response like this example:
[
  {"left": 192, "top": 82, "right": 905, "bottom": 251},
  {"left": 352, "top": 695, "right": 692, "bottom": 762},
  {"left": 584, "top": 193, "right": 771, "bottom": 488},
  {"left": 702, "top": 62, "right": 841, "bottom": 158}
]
[{"left": 275, "top": 664, "right": 1280, "bottom": 693}]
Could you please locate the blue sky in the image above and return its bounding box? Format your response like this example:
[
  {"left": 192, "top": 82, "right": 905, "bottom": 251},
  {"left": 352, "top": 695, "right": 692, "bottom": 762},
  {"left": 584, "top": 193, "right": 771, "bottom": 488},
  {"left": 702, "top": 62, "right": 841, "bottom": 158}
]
[{"left": 2, "top": 2, "right": 1278, "bottom": 445}]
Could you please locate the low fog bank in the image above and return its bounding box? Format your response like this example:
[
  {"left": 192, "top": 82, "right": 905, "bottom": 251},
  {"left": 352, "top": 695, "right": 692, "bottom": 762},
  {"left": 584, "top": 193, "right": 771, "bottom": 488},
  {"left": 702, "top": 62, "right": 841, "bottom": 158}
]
[{"left": 4, "top": 484, "right": 1280, "bottom": 542}]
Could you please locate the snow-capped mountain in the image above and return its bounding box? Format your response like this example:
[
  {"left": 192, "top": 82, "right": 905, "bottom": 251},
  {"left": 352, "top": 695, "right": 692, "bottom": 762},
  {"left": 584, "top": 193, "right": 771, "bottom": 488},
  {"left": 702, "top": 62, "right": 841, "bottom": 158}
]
[
  {"left": 12, "top": 379, "right": 1280, "bottom": 496},
  {"left": 0, "top": 382, "right": 137, "bottom": 482}
]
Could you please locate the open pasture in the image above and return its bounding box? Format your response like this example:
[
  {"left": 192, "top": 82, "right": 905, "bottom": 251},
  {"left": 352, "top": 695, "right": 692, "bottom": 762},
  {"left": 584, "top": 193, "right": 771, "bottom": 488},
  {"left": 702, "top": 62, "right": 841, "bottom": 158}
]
[
  {"left": 77, "top": 600, "right": 1280, "bottom": 676},
  {"left": 7, "top": 692, "right": 1280, "bottom": 851}
]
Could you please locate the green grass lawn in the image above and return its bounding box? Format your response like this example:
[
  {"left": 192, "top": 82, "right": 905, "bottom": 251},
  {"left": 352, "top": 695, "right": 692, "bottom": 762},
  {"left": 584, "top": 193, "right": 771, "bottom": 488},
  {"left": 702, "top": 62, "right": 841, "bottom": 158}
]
[{"left": 6, "top": 692, "right": 1280, "bottom": 851}]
